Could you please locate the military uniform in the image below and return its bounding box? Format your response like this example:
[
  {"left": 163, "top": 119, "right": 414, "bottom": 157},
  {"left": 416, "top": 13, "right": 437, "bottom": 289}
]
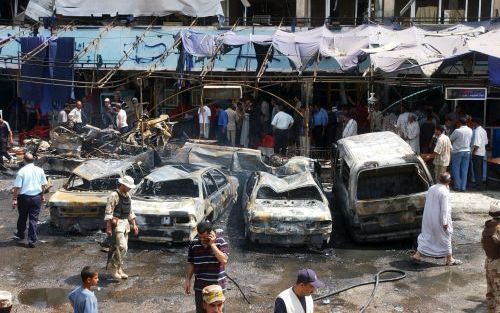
[
  {"left": 482, "top": 200, "right": 500, "bottom": 313},
  {"left": 105, "top": 185, "right": 136, "bottom": 279}
]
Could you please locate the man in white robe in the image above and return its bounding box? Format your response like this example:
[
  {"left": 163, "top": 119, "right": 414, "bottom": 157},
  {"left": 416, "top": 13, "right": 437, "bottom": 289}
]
[
  {"left": 405, "top": 115, "right": 420, "bottom": 154},
  {"left": 412, "top": 172, "right": 461, "bottom": 266}
]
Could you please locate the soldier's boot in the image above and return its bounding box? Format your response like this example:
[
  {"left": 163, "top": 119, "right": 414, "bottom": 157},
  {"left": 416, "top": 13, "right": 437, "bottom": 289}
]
[
  {"left": 118, "top": 267, "right": 128, "bottom": 279},
  {"left": 109, "top": 267, "right": 122, "bottom": 280}
]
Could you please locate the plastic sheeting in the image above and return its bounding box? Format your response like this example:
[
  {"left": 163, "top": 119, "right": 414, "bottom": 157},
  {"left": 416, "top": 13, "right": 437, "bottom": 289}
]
[{"left": 53, "top": 0, "right": 224, "bottom": 17}]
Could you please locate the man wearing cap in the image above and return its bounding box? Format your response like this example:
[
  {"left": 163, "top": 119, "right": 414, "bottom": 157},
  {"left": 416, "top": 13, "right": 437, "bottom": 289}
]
[
  {"left": 274, "top": 268, "right": 324, "bottom": 313},
  {"left": 202, "top": 285, "right": 225, "bottom": 313},
  {"left": 104, "top": 175, "right": 139, "bottom": 280},
  {"left": 412, "top": 172, "right": 461, "bottom": 266},
  {"left": 481, "top": 200, "right": 500, "bottom": 312}
]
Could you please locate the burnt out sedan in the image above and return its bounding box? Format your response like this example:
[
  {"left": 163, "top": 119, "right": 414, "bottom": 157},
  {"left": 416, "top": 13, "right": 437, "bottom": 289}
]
[
  {"left": 48, "top": 151, "right": 155, "bottom": 232},
  {"left": 132, "top": 164, "right": 237, "bottom": 243},
  {"left": 243, "top": 171, "right": 332, "bottom": 248}
]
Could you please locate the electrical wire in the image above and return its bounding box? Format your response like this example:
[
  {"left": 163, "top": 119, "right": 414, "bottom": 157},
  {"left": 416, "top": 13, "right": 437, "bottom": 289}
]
[{"left": 313, "top": 269, "right": 407, "bottom": 313}]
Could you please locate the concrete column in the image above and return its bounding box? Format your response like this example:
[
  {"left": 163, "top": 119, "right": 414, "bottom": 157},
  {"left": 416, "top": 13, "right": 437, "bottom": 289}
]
[{"left": 384, "top": 0, "right": 395, "bottom": 18}]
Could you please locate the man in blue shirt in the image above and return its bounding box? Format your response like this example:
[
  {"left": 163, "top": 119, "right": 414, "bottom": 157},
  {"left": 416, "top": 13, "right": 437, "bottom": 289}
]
[
  {"left": 312, "top": 104, "right": 328, "bottom": 148},
  {"left": 217, "top": 106, "right": 228, "bottom": 145},
  {"left": 12, "top": 153, "right": 47, "bottom": 248},
  {"left": 68, "top": 266, "right": 99, "bottom": 313}
]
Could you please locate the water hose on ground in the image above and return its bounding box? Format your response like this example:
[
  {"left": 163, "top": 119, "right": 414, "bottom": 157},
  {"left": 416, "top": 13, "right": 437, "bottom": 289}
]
[
  {"left": 226, "top": 273, "right": 252, "bottom": 304},
  {"left": 314, "top": 269, "right": 407, "bottom": 313}
]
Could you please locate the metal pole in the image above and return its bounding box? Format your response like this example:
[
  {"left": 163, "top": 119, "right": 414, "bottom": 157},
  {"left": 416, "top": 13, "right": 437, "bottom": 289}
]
[
  {"left": 438, "top": 0, "right": 443, "bottom": 23},
  {"left": 368, "top": 0, "right": 372, "bottom": 19},
  {"left": 465, "top": 0, "right": 469, "bottom": 22},
  {"left": 478, "top": 0, "right": 482, "bottom": 21},
  {"left": 355, "top": 0, "right": 359, "bottom": 25}
]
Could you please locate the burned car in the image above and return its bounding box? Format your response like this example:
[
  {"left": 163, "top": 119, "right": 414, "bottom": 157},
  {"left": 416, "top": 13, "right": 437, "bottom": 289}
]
[
  {"left": 48, "top": 150, "right": 156, "bottom": 232},
  {"left": 333, "top": 132, "right": 433, "bottom": 242},
  {"left": 132, "top": 164, "right": 237, "bottom": 243},
  {"left": 242, "top": 171, "right": 332, "bottom": 248}
]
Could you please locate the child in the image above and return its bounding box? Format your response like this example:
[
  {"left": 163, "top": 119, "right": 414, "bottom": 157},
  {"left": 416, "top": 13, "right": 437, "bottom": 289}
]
[{"left": 68, "top": 266, "right": 99, "bottom": 313}]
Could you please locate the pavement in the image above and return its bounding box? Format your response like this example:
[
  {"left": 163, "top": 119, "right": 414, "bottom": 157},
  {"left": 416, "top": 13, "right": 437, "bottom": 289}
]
[{"left": 0, "top": 178, "right": 497, "bottom": 313}]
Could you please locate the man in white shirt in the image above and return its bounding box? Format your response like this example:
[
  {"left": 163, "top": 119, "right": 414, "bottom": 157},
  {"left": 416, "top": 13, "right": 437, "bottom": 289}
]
[
  {"left": 449, "top": 118, "right": 473, "bottom": 191},
  {"left": 471, "top": 118, "right": 488, "bottom": 190},
  {"left": 57, "top": 104, "right": 70, "bottom": 126},
  {"left": 396, "top": 104, "right": 414, "bottom": 138},
  {"left": 198, "top": 105, "right": 211, "bottom": 139},
  {"left": 342, "top": 113, "right": 358, "bottom": 138},
  {"left": 68, "top": 101, "right": 83, "bottom": 133},
  {"left": 115, "top": 103, "right": 128, "bottom": 134},
  {"left": 271, "top": 105, "right": 294, "bottom": 155}
]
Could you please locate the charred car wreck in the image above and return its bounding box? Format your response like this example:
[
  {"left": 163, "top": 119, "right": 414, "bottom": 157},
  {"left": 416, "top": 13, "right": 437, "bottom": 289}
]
[
  {"left": 243, "top": 171, "right": 332, "bottom": 248},
  {"left": 48, "top": 150, "right": 156, "bottom": 232},
  {"left": 132, "top": 164, "right": 237, "bottom": 243},
  {"left": 333, "top": 132, "right": 433, "bottom": 242}
]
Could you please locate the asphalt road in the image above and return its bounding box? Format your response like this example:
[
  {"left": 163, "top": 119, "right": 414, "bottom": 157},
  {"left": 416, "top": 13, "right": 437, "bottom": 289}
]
[{"left": 0, "top": 180, "right": 497, "bottom": 313}]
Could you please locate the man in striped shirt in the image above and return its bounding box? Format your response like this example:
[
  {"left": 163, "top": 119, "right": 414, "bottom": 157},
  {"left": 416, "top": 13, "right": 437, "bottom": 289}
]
[{"left": 185, "top": 221, "right": 229, "bottom": 313}]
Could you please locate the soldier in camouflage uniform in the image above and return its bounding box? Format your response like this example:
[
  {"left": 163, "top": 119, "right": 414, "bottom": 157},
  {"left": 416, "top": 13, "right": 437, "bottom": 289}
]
[{"left": 482, "top": 200, "right": 500, "bottom": 313}]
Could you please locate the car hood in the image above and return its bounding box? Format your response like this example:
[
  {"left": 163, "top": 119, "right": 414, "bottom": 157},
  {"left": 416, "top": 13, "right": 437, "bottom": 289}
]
[
  {"left": 132, "top": 197, "right": 198, "bottom": 216},
  {"left": 48, "top": 189, "right": 109, "bottom": 207},
  {"left": 249, "top": 199, "right": 331, "bottom": 221}
]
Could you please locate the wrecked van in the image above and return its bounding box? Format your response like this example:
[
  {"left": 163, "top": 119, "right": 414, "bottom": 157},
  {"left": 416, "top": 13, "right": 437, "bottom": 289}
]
[
  {"left": 132, "top": 164, "right": 237, "bottom": 243},
  {"left": 333, "top": 132, "right": 433, "bottom": 242},
  {"left": 48, "top": 151, "right": 156, "bottom": 232},
  {"left": 243, "top": 171, "right": 332, "bottom": 248}
]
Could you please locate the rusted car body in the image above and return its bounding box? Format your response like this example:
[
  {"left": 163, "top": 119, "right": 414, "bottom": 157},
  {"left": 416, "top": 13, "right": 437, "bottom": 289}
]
[
  {"left": 48, "top": 150, "right": 156, "bottom": 232},
  {"left": 132, "top": 164, "right": 237, "bottom": 243},
  {"left": 333, "top": 132, "right": 433, "bottom": 242},
  {"left": 242, "top": 171, "right": 332, "bottom": 248}
]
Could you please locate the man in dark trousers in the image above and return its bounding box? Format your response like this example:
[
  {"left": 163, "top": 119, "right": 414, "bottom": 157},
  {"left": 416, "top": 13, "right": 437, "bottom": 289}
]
[
  {"left": 185, "top": 221, "right": 229, "bottom": 313},
  {"left": 482, "top": 200, "right": 500, "bottom": 312},
  {"left": 271, "top": 105, "right": 294, "bottom": 155},
  {"left": 12, "top": 153, "right": 47, "bottom": 248}
]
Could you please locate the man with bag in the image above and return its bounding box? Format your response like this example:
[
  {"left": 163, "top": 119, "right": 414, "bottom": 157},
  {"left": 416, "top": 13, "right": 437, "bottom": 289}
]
[{"left": 104, "top": 176, "right": 139, "bottom": 280}]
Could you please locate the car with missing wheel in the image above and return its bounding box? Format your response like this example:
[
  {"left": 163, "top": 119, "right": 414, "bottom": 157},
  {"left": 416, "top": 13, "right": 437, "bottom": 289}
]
[
  {"left": 242, "top": 171, "right": 332, "bottom": 248},
  {"left": 48, "top": 150, "right": 156, "bottom": 232},
  {"left": 132, "top": 164, "right": 238, "bottom": 243}
]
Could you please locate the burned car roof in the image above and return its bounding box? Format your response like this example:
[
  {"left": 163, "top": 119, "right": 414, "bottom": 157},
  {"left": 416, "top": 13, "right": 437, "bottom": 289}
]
[
  {"left": 337, "top": 131, "right": 419, "bottom": 169},
  {"left": 144, "top": 164, "right": 206, "bottom": 183},
  {"left": 256, "top": 171, "right": 321, "bottom": 193},
  {"left": 71, "top": 150, "right": 156, "bottom": 181},
  {"left": 174, "top": 142, "right": 315, "bottom": 175}
]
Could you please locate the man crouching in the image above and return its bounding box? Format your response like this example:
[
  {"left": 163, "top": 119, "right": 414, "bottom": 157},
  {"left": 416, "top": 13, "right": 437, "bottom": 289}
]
[{"left": 105, "top": 176, "right": 139, "bottom": 280}]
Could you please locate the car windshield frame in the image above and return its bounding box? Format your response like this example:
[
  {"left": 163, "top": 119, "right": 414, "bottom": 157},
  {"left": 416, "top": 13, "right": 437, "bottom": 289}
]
[
  {"left": 135, "top": 178, "right": 200, "bottom": 198},
  {"left": 256, "top": 185, "right": 323, "bottom": 202},
  {"left": 66, "top": 174, "right": 120, "bottom": 191}
]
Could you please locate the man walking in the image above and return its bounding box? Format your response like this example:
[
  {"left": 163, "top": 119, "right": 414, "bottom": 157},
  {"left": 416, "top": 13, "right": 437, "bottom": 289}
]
[
  {"left": 271, "top": 105, "right": 294, "bottom": 155},
  {"left": 104, "top": 176, "right": 139, "bottom": 280},
  {"left": 481, "top": 200, "right": 500, "bottom": 313},
  {"left": 12, "top": 153, "right": 47, "bottom": 248},
  {"left": 449, "top": 117, "right": 473, "bottom": 191},
  {"left": 274, "top": 268, "right": 324, "bottom": 313},
  {"left": 412, "top": 172, "right": 461, "bottom": 266},
  {"left": 471, "top": 118, "right": 488, "bottom": 190},
  {"left": 428, "top": 125, "right": 452, "bottom": 182},
  {"left": 185, "top": 221, "right": 229, "bottom": 313}
]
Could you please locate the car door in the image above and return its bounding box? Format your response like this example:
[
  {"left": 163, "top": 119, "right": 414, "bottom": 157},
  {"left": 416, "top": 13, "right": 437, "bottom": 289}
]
[
  {"left": 209, "top": 169, "right": 231, "bottom": 209},
  {"left": 202, "top": 171, "right": 219, "bottom": 220}
]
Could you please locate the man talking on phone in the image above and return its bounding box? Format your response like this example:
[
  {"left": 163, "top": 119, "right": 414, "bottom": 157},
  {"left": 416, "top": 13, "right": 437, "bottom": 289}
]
[{"left": 185, "top": 221, "right": 229, "bottom": 313}]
